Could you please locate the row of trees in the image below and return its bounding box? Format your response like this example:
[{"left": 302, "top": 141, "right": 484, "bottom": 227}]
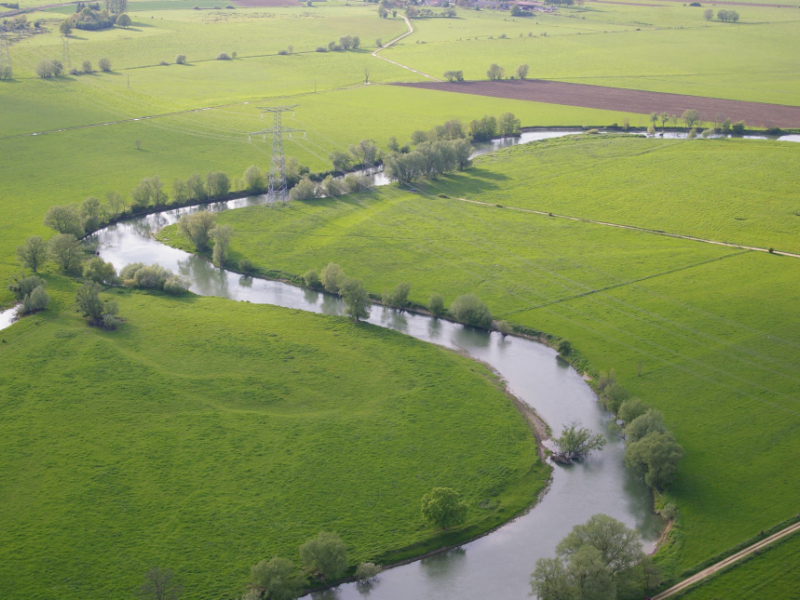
[
  {"left": 531, "top": 514, "right": 662, "bottom": 599},
  {"left": 597, "top": 371, "right": 684, "bottom": 491},
  {"left": 704, "top": 8, "right": 739, "bottom": 21},
  {"left": 384, "top": 138, "right": 472, "bottom": 184},
  {"left": 406, "top": 5, "right": 457, "bottom": 17},
  {"left": 487, "top": 63, "right": 529, "bottom": 80}
]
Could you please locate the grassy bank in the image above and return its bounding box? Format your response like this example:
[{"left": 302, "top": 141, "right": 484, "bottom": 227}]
[
  {"left": 159, "top": 134, "right": 800, "bottom": 576},
  {"left": 0, "top": 277, "right": 547, "bottom": 600}
]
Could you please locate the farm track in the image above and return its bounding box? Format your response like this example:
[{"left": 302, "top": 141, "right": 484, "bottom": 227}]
[
  {"left": 372, "top": 16, "right": 441, "bottom": 81},
  {"left": 652, "top": 521, "right": 800, "bottom": 599},
  {"left": 453, "top": 197, "right": 800, "bottom": 259},
  {"left": 395, "top": 80, "right": 800, "bottom": 128}
]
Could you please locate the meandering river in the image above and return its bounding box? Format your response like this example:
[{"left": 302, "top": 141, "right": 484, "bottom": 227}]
[{"left": 10, "top": 129, "right": 794, "bottom": 598}]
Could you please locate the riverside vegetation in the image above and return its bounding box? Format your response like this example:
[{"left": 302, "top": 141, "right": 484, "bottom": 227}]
[{"left": 1, "top": 0, "right": 799, "bottom": 596}]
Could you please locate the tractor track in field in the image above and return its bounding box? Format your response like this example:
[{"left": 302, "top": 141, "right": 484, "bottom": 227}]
[
  {"left": 372, "top": 16, "right": 440, "bottom": 81},
  {"left": 652, "top": 521, "right": 800, "bottom": 599},
  {"left": 453, "top": 197, "right": 800, "bottom": 259}
]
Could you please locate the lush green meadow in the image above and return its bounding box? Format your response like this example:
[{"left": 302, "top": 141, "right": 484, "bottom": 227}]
[
  {"left": 161, "top": 135, "right": 800, "bottom": 575},
  {"left": 0, "top": 277, "right": 546, "bottom": 600},
  {"left": 679, "top": 532, "right": 800, "bottom": 600}
]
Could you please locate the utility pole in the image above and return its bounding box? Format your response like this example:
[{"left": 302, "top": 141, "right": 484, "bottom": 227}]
[
  {"left": 249, "top": 105, "right": 304, "bottom": 204},
  {"left": 61, "top": 35, "right": 71, "bottom": 70}
]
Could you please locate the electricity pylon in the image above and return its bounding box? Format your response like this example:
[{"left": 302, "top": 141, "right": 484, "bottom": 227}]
[
  {"left": 249, "top": 105, "right": 304, "bottom": 204},
  {"left": 61, "top": 35, "right": 71, "bottom": 70}
]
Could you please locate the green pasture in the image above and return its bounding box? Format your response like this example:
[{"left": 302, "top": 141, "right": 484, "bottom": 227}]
[
  {"left": 0, "top": 86, "right": 640, "bottom": 307},
  {"left": 159, "top": 135, "right": 800, "bottom": 574},
  {"left": 0, "top": 277, "right": 546, "bottom": 600},
  {"left": 679, "top": 532, "right": 800, "bottom": 600}
]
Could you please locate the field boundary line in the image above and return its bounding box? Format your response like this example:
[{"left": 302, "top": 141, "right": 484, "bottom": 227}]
[
  {"left": 454, "top": 197, "right": 800, "bottom": 258},
  {"left": 372, "top": 16, "right": 441, "bottom": 81},
  {"left": 652, "top": 521, "right": 800, "bottom": 599}
]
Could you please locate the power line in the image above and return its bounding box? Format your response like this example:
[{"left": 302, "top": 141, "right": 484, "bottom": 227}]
[
  {"left": 61, "top": 35, "right": 70, "bottom": 70},
  {"left": 249, "top": 105, "right": 304, "bottom": 204},
  {"left": 0, "top": 32, "right": 11, "bottom": 77}
]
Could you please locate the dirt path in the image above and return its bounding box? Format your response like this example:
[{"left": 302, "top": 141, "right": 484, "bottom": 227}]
[
  {"left": 395, "top": 80, "right": 800, "bottom": 129},
  {"left": 372, "top": 16, "right": 441, "bottom": 82},
  {"left": 452, "top": 197, "right": 800, "bottom": 258},
  {"left": 652, "top": 521, "right": 800, "bottom": 599}
]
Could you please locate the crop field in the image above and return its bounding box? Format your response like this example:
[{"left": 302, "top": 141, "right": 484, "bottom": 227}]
[
  {"left": 679, "top": 532, "right": 800, "bottom": 600},
  {"left": 160, "top": 134, "right": 800, "bottom": 575},
  {"left": 2, "top": 0, "right": 799, "bottom": 596},
  {"left": 0, "top": 277, "right": 546, "bottom": 599}
]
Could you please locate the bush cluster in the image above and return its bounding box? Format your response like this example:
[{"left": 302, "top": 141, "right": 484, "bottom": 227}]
[{"left": 120, "top": 263, "right": 190, "bottom": 295}]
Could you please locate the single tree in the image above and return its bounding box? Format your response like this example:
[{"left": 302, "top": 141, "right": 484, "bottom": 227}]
[
  {"left": 421, "top": 487, "right": 468, "bottom": 530},
  {"left": 303, "top": 269, "right": 320, "bottom": 288},
  {"left": 247, "top": 557, "right": 301, "bottom": 600},
  {"left": 116, "top": 12, "right": 131, "bottom": 27},
  {"left": 487, "top": 63, "right": 505, "bottom": 80},
  {"left": 82, "top": 60, "right": 93, "bottom": 73},
  {"left": 98, "top": 57, "right": 111, "bottom": 72},
  {"left": 299, "top": 532, "right": 348, "bottom": 580},
  {"left": 59, "top": 19, "right": 72, "bottom": 35},
  {"left": 516, "top": 63, "right": 529, "bottom": 79},
  {"left": 553, "top": 423, "right": 606, "bottom": 462},
  {"left": 81, "top": 196, "right": 104, "bottom": 231},
  {"left": 618, "top": 398, "right": 649, "bottom": 423},
  {"left": 137, "top": 567, "right": 182, "bottom": 600},
  {"left": 76, "top": 281, "right": 120, "bottom": 329},
  {"left": 382, "top": 282, "right": 410, "bottom": 308},
  {"left": 450, "top": 294, "right": 492, "bottom": 328},
  {"left": 355, "top": 562, "right": 381, "bottom": 583},
  {"left": 320, "top": 262, "right": 346, "bottom": 293},
  {"left": 625, "top": 409, "right": 666, "bottom": 442},
  {"left": 243, "top": 165, "right": 266, "bottom": 192},
  {"left": 172, "top": 179, "right": 189, "bottom": 203},
  {"left": 498, "top": 112, "right": 520, "bottom": 136},
  {"left": 565, "top": 545, "right": 616, "bottom": 600},
  {"left": 556, "top": 514, "right": 643, "bottom": 575},
  {"left": 329, "top": 150, "right": 353, "bottom": 172},
  {"left": 624, "top": 430, "right": 684, "bottom": 490},
  {"left": 177, "top": 211, "right": 217, "bottom": 251},
  {"left": 48, "top": 234, "right": 84, "bottom": 272},
  {"left": 703, "top": 8, "right": 713, "bottom": 19},
  {"left": 44, "top": 204, "right": 84, "bottom": 237},
  {"left": 529, "top": 556, "right": 572, "bottom": 600},
  {"left": 682, "top": 109, "right": 700, "bottom": 130},
  {"left": 16, "top": 236, "right": 48, "bottom": 272},
  {"left": 429, "top": 293, "right": 445, "bottom": 317},
  {"left": 186, "top": 173, "right": 207, "bottom": 200},
  {"left": 206, "top": 171, "right": 230, "bottom": 198},
  {"left": 83, "top": 257, "right": 119, "bottom": 285},
  {"left": 211, "top": 224, "right": 233, "bottom": 266},
  {"left": 601, "top": 381, "right": 629, "bottom": 413},
  {"left": 340, "top": 278, "right": 370, "bottom": 321},
  {"left": 496, "top": 320, "right": 513, "bottom": 336}
]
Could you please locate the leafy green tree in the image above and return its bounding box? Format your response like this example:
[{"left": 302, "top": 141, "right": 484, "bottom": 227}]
[
  {"left": 16, "top": 236, "right": 48, "bottom": 272},
  {"left": 303, "top": 269, "right": 320, "bottom": 288},
  {"left": 601, "top": 382, "right": 629, "bottom": 413},
  {"left": 349, "top": 140, "right": 380, "bottom": 169},
  {"left": 211, "top": 225, "right": 233, "bottom": 267},
  {"left": 137, "top": 566, "right": 182, "bottom": 600},
  {"left": 48, "top": 234, "right": 84, "bottom": 272},
  {"left": 329, "top": 150, "right": 352, "bottom": 172},
  {"left": 288, "top": 176, "right": 318, "bottom": 201},
  {"left": 186, "top": 173, "right": 207, "bottom": 200},
  {"left": 529, "top": 557, "right": 572, "bottom": 600},
  {"left": 382, "top": 282, "right": 410, "bottom": 308},
  {"left": 682, "top": 109, "right": 700, "bottom": 129},
  {"left": 243, "top": 165, "right": 266, "bottom": 193},
  {"left": 44, "top": 204, "right": 84, "bottom": 237},
  {"left": 340, "top": 278, "right": 370, "bottom": 321},
  {"left": 450, "top": 294, "right": 492, "bottom": 328},
  {"left": 19, "top": 284, "right": 50, "bottom": 315},
  {"left": 355, "top": 562, "right": 381, "bottom": 583},
  {"left": 106, "top": 190, "right": 125, "bottom": 215},
  {"left": 177, "top": 211, "right": 217, "bottom": 251},
  {"left": 320, "top": 262, "right": 346, "bottom": 293},
  {"left": 83, "top": 257, "right": 119, "bottom": 285},
  {"left": 703, "top": 8, "right": 713, "bottom": 19},
  {"left": 487, "top": 63, "right": 505, "bottom": 80},
  {"left": 59, "top": 19, "right": 72, "bottom": 35},
  {"left": 76, "top": 281, "right": 120, "bottom": 329},
  {"left": 81, "top": 196, "right": 104, "bottom": 231},
  {"left": 618, "top": 398, "right": 649, "bottom": 423},
  {"left": 98, "top": 57, "right": 111, "bottom": 72},
  {"left": 429, "top": 293, "right": 445, "bottom": 317},
  {"left": 206, "top": 171, "right": 230, "bottom": 198},
  {"left": 516, "top": 63, "right": 529, "bottom": 79},
  {"left": 624, "top": 430, "right": 684, "bottom": 490},
  {"left": 566, "top": 545, "right": 616, "bottom": 600},
  {"left": 443, "top": 70, "right": 464, "bottom": 82},
  {"left": 553, "top": 423, "right": 605, "bottom": 462},
  {"left": 116, "top": 12, "right": 131, "bottom": 27},
  {"left": 496, "top": 320, "right": 513, "bottom": 336},
  {"left": 421, "top": 487, "right": 468, "bottom": 530},
  {"left": 556, "top": 514, "right": 643, "bottom": 575},
  {"left": 299, "top": 532, "right": 348, "bottom": 580},
  {"left": 468, "top": 116, "right": 498, "bottom": 142},
  {"left": 247, "top": 557, "right": 302, "bottom": 600},
  {"left": 498, "top": 112, "right": 521, "bottom": 136},
  {"left": 172, "top": 179, "right": 190, "bottom": 203},
  {"left": 8, "top": 275, "right": 44, "bottom": 301},
  {"left": 625, "top": 409, "right": 666, "bottom": 442}
]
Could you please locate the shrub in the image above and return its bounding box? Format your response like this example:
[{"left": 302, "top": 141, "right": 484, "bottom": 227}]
[
  {"left": 320, "top": 262, "right": 346, "bottom": 293},
  {"left": 421, "top": 487, "right": 467, "bottom": 530},
  {"left": 487, "top": 63, "right": 505, "bottom": 80},
  {"left": 343, "top": 173, "right": 372, "bottom": 194},
  {"left": 19, "top": 284, "right": 50, "bottom": 315},
  {"left": 516, "top": 63, "right": 529, "bottom": 79},
  {"left": 315, "top": 46, "right": 327, "bottom": 52},
  {"left": 303, "top": 269, "right": 320, "bottom": 288},
  {"left": 163, "top": 276, "right": 190, "bottom": 295},
  {"left": 288, "top": 176, "right": 318, "bottom": 201},
  {"left": 69, "top": 67, "right": 80, "bottom": 76},
  {"left": 661, "top": 503, "right": 679, "bottom": 520},
  {"left": 133, "top": 264, "right": 172, "bottom": 289},
  {"left": 239, "top": 258, "right": 256, "bottom": 275},
  {"left": 355, "top": 562, "right": 381, "bottom": 583},
  {"left": 277, "top": 49, "right": 289, "bottom": 55},
  {"left": 429, "top": 293, "right": 445, "bottom": 317},
  {"left": 83, "top": 257, "right": 119, "bottom": 285},
  {"left": 0, "top": 65, "right": 12, "bottom": 80},
  {"left": 731, "top": 121, "right": 745, "bottom": 134},
  {"left": 300, "top": 532, "right": 348, "bottom": 580},
  {"left": 450, "top": 294, "right": 492, "bottom": 328},
  {"left": 16, "top": 236, "right": 48, "bottom": 272},
  {"left": 36, "top": 59, "right": 59, "bottom": 79},
  {"left": 248, "top": 557, "right": 302, "bottom": 600},
  {"left": 159, "top": 60, "right": 169, "bottom": 66},
  {"left": 205, "top": 171, "right": 230, "bottom": 197},
  {"left": 76, "top": 281, "right": 119, "bottom": 329},
  {"left": 217, "top": 52, "right": 231, "bottom": 60},
  {"left": 8, "top": 275, "right": 45, "bottom": 301},
  {"left": 175, "top": 54, "right": 187, "bottom": 64},
  {"left": 116, "top": 12, "right": 130, "bottom": 26},
  {"left": 618, "top": 398, "right": 649, "bottom": 423},
  {"left": 626, "top": 409, "right": 666, "bottom": 442},
  {"left": 341, "top": 278, "right": 370, "bottom": 321},
  {"left": 382, "top": 282, "right": 410, "bottom": 308},
  {"left": 602, "top": 382, "right": 629, "bottom": 413},
  {"left": 443, "top": 70, "right": 464, "bottom": 82},
  {"left": 557, "top": 338, "right": 572, "bottom": 355},
  {"left": 98, "top": 57, "right": 111, "bottom": 71},
  {"left": 496, "top": 320, "right": 513, "bottom": 336}
]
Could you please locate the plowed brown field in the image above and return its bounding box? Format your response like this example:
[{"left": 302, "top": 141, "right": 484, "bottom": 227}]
[{"left": 394, "top": 80, "right": 800, "bottom": 128}]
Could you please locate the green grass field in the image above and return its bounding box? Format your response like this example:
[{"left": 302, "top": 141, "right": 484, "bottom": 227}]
[
  {"left": 0, "top": 277, "right": 547, "bottom": 600},
  {"left": 679, "top": 532, "right": 800, "bottom": 600},
  {"left": 159, "top": 135, "right": 800, "bottom": 576}
]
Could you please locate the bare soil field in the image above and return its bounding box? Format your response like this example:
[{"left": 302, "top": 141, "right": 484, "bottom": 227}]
[{"left": 394, "top": 80, "right": 800, "bottom": 128}]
